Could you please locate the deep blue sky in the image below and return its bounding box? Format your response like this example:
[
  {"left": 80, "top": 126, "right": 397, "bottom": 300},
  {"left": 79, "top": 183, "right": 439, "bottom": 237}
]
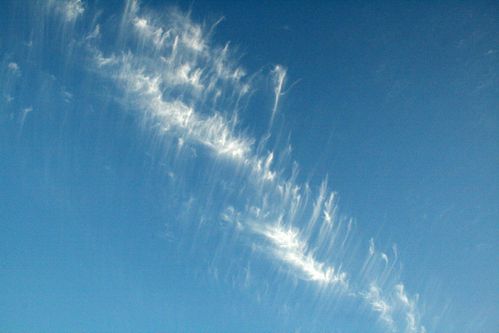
[{"left": 1, "top": 0, "right": 498, "bottom": 332}]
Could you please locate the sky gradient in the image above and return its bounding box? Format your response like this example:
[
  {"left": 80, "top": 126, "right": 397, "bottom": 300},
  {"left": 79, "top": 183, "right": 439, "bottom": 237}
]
[{"left": 1, "top": 0, "right": 498, "bottom": 332}]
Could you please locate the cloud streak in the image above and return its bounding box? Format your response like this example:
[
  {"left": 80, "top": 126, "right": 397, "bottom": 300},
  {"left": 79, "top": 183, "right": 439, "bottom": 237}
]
[
  {"left": 252, "top": 223, "right": 347, "bottom": 285},
  {"left": 48, "top": 0, "right": 85, "bottom": 22},
  {"left": 36, "top": 0, "right": 429, "bottom": 331},
  {"left": 270, "top": 64, "right": 286, "bottom": 124}
]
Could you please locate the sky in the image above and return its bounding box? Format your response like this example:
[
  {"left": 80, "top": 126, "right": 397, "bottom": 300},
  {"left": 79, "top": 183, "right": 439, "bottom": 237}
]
[{"left": 0, "top": 0, "right": 498, "bottom": 332}]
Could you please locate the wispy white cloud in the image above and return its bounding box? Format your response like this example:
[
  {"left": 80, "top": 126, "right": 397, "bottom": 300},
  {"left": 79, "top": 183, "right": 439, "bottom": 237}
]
[
  {"left": 8, "top": 62, "right": 20, "bottom": 73},
  {"left": 90, "top": 3, "right": 254, "bottom": 162},
  {"left": 100, "top": 52, "right": 252, "bottom": 160},
  {"left": 361, "top": 282, "right": 426, "bottom": 333},
  {"left": 253, "top": 152, "right": 276, "bottom": 182},
  {"left": 381, "top": 252, "right": 389, "bottom": 264},
  {"left": 133, "top": 17, "right": 170, "bottom": 49},
  {"left": 19, "top": 106, "right": 33, "bottom": 128},
  {"left": 359, "top": 239, "right": 426, "bottom": 333},
  {"left": 395, "top": 283, "right": 425, "bottom": 333},
  {"left": 93, "top": 51, "right": 117, "bottom": 67},
  {"left": 79, "top": 1, "right": 428, "bottom": 331},
  {"left": 369, "top": 238, "right": 376, "bottom": 256},
  {"left": 85, "top": 24, "right": 100, "bottom": 40},
  {"left": 53, "top": 0, "right": 85, "bottom": 22},
  {"left": 91, "top": 3, "right": 348, "bottom": 288},
  {"left": 270, "top": 65, "right": 286, "bottom": 124},
  {"left": 362, "top": 283, "right": 395, "bottom": 329},
  {"left": 167, "top": 63, "right": 204, "bottom": 90},
  {"left": 252, "top": 223, "right": 347, "bottom": 285}
]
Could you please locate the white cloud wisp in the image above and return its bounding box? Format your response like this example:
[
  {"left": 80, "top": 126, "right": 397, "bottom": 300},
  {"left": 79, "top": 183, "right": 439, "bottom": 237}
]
[{"left": 40, "top": 1, "right": 430, "bottom": 331}]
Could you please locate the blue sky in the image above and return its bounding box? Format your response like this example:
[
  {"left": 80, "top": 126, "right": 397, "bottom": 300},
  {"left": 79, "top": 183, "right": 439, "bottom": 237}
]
[{"left": 1, "top": 0, "right": 498, "bottom": 332}]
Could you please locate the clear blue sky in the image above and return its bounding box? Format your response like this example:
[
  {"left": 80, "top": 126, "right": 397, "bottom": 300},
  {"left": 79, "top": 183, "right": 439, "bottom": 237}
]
[{"left": 1, "top": 0, "right": 497, "bottom": 332}]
